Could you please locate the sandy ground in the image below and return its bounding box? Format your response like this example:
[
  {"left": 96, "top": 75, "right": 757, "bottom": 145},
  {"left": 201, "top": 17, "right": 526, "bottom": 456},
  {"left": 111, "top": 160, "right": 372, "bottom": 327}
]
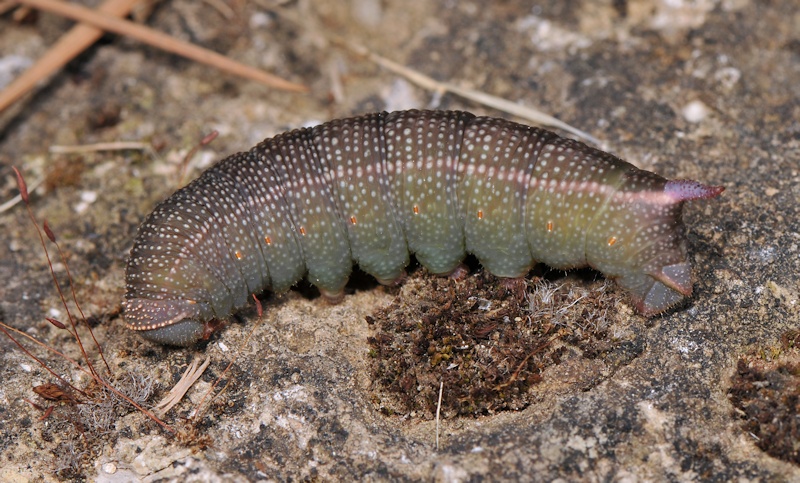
[{"left": 1, "top": 0, "right": 799, "bottom": 480}]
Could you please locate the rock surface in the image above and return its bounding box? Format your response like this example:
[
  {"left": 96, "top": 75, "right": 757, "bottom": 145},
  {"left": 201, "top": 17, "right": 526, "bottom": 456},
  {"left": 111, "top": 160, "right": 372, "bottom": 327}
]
[{"left": 1, "top": 0, "right": 798, "bottom": 480}]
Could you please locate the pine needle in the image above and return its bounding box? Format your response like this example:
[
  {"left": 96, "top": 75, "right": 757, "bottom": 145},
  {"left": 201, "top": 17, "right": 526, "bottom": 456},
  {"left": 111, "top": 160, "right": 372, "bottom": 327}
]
[
  {"left": 0, "top": 0, "right": 308, "bottom": 114},
  {"left": 0, "top": 0, "right": 140, "bottom": 114}
]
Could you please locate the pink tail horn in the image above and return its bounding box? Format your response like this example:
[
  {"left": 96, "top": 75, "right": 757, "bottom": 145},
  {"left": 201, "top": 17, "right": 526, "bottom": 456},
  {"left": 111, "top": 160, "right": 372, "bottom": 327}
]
[{"left": 664, "top": 180, "right": 725, "bottom": 202}]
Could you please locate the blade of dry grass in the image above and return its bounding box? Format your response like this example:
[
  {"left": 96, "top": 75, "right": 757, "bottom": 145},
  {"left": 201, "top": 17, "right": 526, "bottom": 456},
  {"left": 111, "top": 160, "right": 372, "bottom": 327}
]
[
  {"left": 269, "top": 5, "right": 601, "bottom": 145},
  {"left": 48, "top": 140, "right": 156, "bottom": 155},
  {"left": 11, "top": 0, "right": 307, "bottom": 101},
  {"left": 435, "top": 380, "right": 443, "bottom": 450},
  {"left": 339, "top": 38, "right": 601, "bottom": 146},
  {"left": 153, "top": 356, "right": 210, "bottom": 418},
  {"left": 0, "top": 0, "right": 139, "bottom": 114}
]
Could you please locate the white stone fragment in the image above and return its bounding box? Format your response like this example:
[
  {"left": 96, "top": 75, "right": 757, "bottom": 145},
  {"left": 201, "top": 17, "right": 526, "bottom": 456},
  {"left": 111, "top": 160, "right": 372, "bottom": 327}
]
[{"left": 682, "top": 100, "right": 710, "bottom": 123}]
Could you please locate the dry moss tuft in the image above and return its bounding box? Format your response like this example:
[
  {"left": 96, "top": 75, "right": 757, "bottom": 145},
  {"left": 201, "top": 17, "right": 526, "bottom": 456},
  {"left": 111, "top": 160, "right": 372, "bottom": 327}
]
[
  {"left": 34, "top": 372, "right": 155, "bottom": 479},
  {"left": 729, "top": 332, "right": 800, "bottom": 466},
  {"left": 367, "top": 270, "right": 639, "bottom": 419}
]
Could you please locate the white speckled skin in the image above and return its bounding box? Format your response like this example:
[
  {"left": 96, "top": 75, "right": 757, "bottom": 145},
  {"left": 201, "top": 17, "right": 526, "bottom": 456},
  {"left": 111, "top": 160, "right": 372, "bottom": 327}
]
[{"left": 124, "top": 110, "right": 723, "bottom": 345}]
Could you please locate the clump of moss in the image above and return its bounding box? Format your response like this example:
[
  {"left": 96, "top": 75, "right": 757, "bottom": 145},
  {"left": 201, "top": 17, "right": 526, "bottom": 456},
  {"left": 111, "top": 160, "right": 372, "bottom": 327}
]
[
  {"left": 729, "top": 330, "right": 800, "bottom": 465},
  {"left": 367, "top": 270, "right": 636, "bottom": 419}
]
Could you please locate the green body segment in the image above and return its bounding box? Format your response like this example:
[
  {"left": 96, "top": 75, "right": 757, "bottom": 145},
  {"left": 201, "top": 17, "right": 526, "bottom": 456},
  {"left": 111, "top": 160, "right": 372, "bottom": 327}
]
[
  {"left": 458, "top": 117, "right": 553, "bottom": 278},
  {"left": 313, "top": 115, "right": 409, "bottom": 284},
  {"left": 124, "top": 110, "right": 723, "bottom": 346},
  {"left": 384, "top": 111, "right": 471, "bottom": 275},
  {"left": 525, "top": 138, "right": 632, "bottom": 270}
]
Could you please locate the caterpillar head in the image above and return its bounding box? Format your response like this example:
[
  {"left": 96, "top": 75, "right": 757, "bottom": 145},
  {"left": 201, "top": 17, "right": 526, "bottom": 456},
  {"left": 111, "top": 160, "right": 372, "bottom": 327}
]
[
  {"left": 586, "top": 175, "right": 724, "bottom": 316},
  {"left": 124, "top": 202, "right": 229, "bottom": 346},
  {"left": 124, "top": 297, "right": 215, "bottom": 346}
]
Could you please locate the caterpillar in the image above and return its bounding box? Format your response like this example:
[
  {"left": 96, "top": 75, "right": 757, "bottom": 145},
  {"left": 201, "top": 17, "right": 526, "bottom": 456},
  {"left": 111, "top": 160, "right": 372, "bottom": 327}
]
[{"left": 124, "top": 110, "right": 723, "bottom": 346}]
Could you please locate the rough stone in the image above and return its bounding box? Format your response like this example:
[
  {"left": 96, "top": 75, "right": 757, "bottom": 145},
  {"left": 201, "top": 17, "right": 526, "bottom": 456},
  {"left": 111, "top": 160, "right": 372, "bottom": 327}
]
[{"left": 1, "top": 0, "right": 798, "bottom": 480}]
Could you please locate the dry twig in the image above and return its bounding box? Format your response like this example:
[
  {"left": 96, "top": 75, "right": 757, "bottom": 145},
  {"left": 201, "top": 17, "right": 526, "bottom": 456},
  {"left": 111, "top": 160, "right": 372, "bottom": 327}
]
[
  {"left": 17, "top": 0, "right": 307, "bottom": 92},
  {"left": 0, "top": 0, "right": 139, "bottom": 113},
  {"left": 0, "top": 0, "right": 307, "bottom": 115}
]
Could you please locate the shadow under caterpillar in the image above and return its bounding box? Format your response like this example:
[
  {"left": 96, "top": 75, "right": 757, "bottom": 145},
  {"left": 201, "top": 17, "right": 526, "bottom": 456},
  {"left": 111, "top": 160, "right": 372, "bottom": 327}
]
[{"left": 124, "top": 110, "right": 723, "bottom": 346}]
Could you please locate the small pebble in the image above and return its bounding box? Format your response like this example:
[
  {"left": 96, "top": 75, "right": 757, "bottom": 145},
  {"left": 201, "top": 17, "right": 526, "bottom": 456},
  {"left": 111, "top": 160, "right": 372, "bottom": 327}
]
[
  {"left": 682, "top": 100, "right": 710, "bottom": 123},
  {"left": 74, "top": 190, "right": 98, "bottom": 214},
  {"left": 249, "top": 11, "right": 272, "bottom": 29}
]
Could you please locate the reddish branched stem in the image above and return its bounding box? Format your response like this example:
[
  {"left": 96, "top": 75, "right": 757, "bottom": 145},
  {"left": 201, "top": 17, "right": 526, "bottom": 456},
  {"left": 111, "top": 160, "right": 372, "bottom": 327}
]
[
  {"left": 14, "top": 167, "right": 111, "bottom": 375},
  {"left": 21, "top": 208, "right": 98, "bottom": 379},
  {"left": 7, "top": 167, "right": 176, "bottom": 434},
  {"left": 6, "top": 321, "right": 175, "bottom": 433},
  {"left": 51, "top": 235, "right": 112, "bottom": 373},
  {"left": 0, "top": 323, "right": 89, "bottom": 397},
  {"left": 12, "top": 166, "right": 29, "bottom": 203},
  {"left": 46, "top": 317, "right": 67, "bottom": 330},
  {"left": 1, "top": 321, "right": 92, "bottom": 378}
]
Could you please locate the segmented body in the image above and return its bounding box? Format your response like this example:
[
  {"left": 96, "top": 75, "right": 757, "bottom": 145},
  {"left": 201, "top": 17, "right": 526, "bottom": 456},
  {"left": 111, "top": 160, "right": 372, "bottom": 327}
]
[{"left": 125, "top": 110, "right": 723, "bottom": 345}]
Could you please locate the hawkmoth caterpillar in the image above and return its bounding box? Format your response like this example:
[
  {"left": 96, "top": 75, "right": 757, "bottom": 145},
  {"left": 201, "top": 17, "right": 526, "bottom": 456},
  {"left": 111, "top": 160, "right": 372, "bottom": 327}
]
[{"left": 124, "top": 110, "right": 723, "bottom": 346}]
